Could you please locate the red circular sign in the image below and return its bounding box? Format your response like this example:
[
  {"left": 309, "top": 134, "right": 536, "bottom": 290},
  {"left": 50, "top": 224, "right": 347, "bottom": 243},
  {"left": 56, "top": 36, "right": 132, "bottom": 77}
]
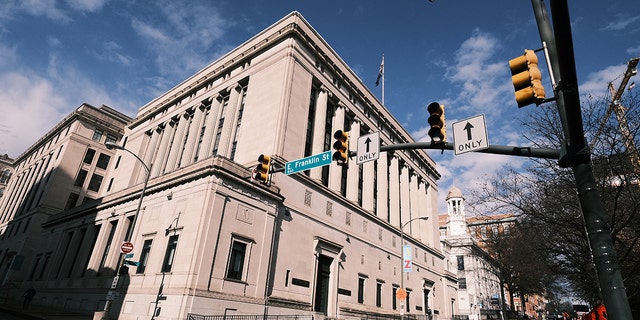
[{"left": 121, "top": 242, "right": 134, "bottom": 253}]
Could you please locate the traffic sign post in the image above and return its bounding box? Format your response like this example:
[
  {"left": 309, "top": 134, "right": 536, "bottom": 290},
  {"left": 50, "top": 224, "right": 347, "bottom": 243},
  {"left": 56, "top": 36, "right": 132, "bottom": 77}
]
[
  {"left": 452, "top": 114, "right": 489, "bottom": 155},
  {"left": 356, "top": 132, "right": 380, "bottom": 164}
]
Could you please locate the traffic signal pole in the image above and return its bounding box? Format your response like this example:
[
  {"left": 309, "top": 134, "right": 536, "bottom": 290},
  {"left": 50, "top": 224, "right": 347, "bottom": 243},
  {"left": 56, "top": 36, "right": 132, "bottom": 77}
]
[{"left": 533, "top": 0, "right": 633, "bottom": 318}]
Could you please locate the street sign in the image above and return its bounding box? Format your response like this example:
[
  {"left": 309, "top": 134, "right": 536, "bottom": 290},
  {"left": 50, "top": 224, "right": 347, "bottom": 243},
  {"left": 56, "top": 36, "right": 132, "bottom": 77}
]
[
  {"left": 452, "top": 114, "right": 489, "bottom": 155},
  {"left": 402, "top": 244, "right": 412, "bottom": 272},
  {"left": 125, "top": 253, "right": 134, "bottom": 259},
  {"left": 123, "top": 260, "right": 140, "bottom": 266},
  {"left": 396, "top": 288, "right": 407, "bottom": 301},
  {"left": 285, "top": 151, "right": 332, "bottom": 175},
  {"left": 356, "top": 132, "right": 380, "bottom": 165},
  {"left": 121, "top": 242, "right": 134, "bottom": 254}
]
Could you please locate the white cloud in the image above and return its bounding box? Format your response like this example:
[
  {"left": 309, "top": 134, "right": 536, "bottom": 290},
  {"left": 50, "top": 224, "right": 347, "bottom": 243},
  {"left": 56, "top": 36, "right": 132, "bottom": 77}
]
[
  {"left": 0, "top": 0, "right": 70, "bottom": 24},
  {"left": 0, "top": 72, "right": 67, "bottom": 157},
  {"left": 579, "top": 64, "right": 627, "bottom": 98},
  {"left": 602, "top": 14, "right": 640, "bottom": 31},
  {"left": 64, "top": 0, "right": 108, "bottom": 12},
  {"left": 131, "top": 1, "right": 232, "bottom": 79}
]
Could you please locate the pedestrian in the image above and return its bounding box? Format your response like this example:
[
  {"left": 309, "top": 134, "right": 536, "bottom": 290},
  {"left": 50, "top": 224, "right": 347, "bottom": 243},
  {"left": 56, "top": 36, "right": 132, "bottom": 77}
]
[{"left": 22, "top": 287, "right": 36, "bottom": 309}]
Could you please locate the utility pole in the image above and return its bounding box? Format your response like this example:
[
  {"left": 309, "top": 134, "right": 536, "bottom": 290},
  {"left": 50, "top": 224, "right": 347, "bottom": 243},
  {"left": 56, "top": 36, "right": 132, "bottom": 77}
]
[{"left": 532, "top": 1, "right": 633, "bottom": 318}]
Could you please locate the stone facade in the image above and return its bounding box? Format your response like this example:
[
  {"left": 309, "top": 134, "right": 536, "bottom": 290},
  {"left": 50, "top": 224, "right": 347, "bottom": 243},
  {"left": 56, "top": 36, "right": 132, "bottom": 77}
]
[{"left": 0, "top": 12, "right": 456, "bottom": 320}]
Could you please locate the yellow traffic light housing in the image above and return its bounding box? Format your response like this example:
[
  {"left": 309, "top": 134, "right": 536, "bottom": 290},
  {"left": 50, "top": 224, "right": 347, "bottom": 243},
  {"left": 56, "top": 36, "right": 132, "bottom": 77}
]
[
  {"left": 332, "top": 130, "right": 349, "bottom": 166},
  {"left": 509, "top": 49, "right": 546, "bottom": 107},
  {"left": 427, "top": 102, "right": 446, "bottom": 142},
  {"left": 254, "top": 154, "right": 271, "bottom": 183}
]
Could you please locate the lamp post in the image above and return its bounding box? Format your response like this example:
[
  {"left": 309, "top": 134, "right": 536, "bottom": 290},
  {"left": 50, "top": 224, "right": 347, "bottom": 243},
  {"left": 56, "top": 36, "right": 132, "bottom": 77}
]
[
  {"left": 99, "top": 141, "right": 152, "bottom": 320},
  {"left": 399, "top": 216, "right": 429, "bottom": 318}
]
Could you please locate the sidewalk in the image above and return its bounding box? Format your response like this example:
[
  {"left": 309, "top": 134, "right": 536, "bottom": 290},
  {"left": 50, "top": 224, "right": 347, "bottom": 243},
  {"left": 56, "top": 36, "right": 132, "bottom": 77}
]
[{"left": 0, "top": 300, "right": 93, "bottom": 320}]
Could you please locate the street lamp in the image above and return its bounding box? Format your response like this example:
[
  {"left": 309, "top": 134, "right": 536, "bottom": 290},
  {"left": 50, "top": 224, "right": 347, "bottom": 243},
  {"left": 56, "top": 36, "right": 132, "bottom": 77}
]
[
  {"left": 99, "top": 141, "right": 152, "bottom": 320},
  {"left": 399, "top": 216, "right": 429, "bottom": 318}
]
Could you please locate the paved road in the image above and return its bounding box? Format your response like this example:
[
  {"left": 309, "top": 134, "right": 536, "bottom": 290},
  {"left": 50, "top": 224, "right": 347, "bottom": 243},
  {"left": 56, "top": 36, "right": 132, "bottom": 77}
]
[{"left": 0, "top": 309, "right": 36, "bottom": 320}]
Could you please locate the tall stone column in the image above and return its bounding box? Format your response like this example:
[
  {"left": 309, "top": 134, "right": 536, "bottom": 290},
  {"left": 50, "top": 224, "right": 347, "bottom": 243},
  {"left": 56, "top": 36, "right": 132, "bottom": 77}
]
[
  {"left": 418, "top": 180, "right": 431, "bottom": 245},
  {"left": 197, "top": 95, "right": 220, "bottom": 161},
  {"left": 138, "top": 129, "right": 158, "bottom": 183},
  {"left": 376, "top": 151, "right": 389, "bottom": 222},
  {"left": 217, "top": 84, "right": 241, "bottom": 158},
  {"left": 165, "top": 112, "right": 189, "bottom": 172},
  {"left": 388, "top": 154, "right": 400, "bottom": 228},
  {"left": 362, "top": 132, "right": 375, "bottom": 212},
  {"left": 310, "top": 86, "right": 329, "bottom": 181},
  {"left": 400, "top": 163, "right": 411, "bottom": 230},
  {"left": 409, "top": 172, "right": 421, "bottom": 238},
  {"left": 346, "top": 120, "right": 360, "bottom": 202},
  {"left": 151, "top": 121, "right": 173, "bottom": 177},
  {"left": 182, "top": 106, "right": 204, "bottom": 167}
]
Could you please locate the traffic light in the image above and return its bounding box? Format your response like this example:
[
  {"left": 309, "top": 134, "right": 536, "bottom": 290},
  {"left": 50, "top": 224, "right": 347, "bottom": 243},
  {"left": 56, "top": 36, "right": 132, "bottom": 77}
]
[
  {"left": 427, "top": 102, "right": 446, "bottom": 142},
  {"left": 332, "top": 130, "right": 349, "bottom": 166},
  {"left": 509, "top": 49, "right": 546, "bottom": 107},
  {"left": 254, "top": 154, "right": 271, "bottom": 183}
]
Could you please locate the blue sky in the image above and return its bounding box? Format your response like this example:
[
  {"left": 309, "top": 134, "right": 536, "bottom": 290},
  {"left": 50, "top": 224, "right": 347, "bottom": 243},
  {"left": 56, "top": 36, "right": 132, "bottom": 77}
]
[{"left": 1, "top": 0, "right": 639, "bottom": 214}]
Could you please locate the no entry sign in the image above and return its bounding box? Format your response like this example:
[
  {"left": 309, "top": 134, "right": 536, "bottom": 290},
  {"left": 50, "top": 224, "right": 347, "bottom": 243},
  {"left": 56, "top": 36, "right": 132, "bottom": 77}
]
[{"left": 121, "top": 242, "right": 134, "bottom": 253}]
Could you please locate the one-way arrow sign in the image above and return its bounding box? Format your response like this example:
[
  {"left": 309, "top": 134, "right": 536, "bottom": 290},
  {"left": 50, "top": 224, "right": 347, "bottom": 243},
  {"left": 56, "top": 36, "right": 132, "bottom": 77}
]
[
  {"left": 452, "top": 114, "right": 489, "bottom": 155},
  {"left": 356, "top": 132, "right": 380, "bottom": 164}
]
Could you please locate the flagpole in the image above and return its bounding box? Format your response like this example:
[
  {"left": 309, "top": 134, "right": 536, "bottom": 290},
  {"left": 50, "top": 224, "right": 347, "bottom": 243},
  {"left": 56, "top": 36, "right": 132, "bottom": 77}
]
[
  {"left": 382, "top": 55, "right": 385, "bottom": 105},
  {"left": 376, "top": 55, "right": 385, "bottom": 105}
]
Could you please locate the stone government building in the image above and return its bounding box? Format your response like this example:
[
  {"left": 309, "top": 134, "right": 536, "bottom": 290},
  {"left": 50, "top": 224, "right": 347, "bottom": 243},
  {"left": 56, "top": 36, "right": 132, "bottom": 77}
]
[{"left": 0, "top": 12, "right": 461, "bottom": 319}]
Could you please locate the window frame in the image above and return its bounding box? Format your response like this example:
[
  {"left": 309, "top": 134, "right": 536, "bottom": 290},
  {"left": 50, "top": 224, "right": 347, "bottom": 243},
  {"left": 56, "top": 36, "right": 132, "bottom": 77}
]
[
  {"left": 225, "top": 235, "right": 253, "bottom": 282},
  {"left": 161, "top": 235, "right": 179, "bottom": 273}
]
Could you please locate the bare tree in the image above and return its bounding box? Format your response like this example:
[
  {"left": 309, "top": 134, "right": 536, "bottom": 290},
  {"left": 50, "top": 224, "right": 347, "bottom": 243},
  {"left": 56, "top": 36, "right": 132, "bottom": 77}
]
[{"left": 472, "top": 89, "right": 640, "bottom": 314}]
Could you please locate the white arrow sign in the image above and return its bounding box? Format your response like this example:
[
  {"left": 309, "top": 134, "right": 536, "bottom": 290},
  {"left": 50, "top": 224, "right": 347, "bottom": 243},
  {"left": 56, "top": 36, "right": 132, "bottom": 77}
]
[
  {"left": 452, "top": 114, "right": 489, "bottom": 155},
  {"left": 356, "top": 132, "right": 380, "bottom": 164}
]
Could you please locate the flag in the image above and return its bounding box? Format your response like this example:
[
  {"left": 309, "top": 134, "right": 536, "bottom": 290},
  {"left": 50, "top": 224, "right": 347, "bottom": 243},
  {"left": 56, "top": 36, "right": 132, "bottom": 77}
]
[
  {"left": 629, "top": 81, "right": 636, "bottom": 90},
  {"left": 375, "top": 56, "right": 384, "bottom": 86}
]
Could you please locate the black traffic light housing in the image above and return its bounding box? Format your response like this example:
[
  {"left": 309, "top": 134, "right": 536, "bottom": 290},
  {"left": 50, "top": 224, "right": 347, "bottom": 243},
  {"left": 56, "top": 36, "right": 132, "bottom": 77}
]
[
  {"left": 509, "top": 49, "right": 546, "bottom": 107},
  {"left": 254, "top": 154, "right": 271, "bottom": 183},
  {"left": 427, "top": 102, "right": 446, "bottom": 142},
  {"left": 332, "top": 130, "right": 349, "bottom": 166}
]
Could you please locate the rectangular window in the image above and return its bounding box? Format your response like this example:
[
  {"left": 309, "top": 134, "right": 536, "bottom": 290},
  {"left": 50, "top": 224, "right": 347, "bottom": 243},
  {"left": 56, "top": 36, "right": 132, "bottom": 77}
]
[
  {"left": 358, "top": 276, "right": 366, "bottom": 304},
  {"left": 162, "top": 235, "right": 179, "bottom": 272},
  {"left": 136, "top": 239, "right": 153, "bottom": 274},
  {"left": 107, "top": 178, "right": 114, "bottom": 192},
  {"left": 88, "top": 174, "right": 103, "bottom": 192},
  {"left": 226, "top": 240, "right": 247, "bottom": 280},
  {"left": 106, "top": 134, "right": 117, "bottom": 144},
  {"left": 74, "top": 169, "right": 88, "bottom": 187},
  {"left": 92, "top": 128, "right": 104, "bottom": 142},
  {"left": 83, "top": 148, "right": 96, "bottom": 164},
  {"left": 96, "top": 153, "right": 111, "bottom": 169},
  {"left": 392, "top": 286, "right": 398, "bottom": 310},
  {"left": 376, "top": 281, "right": 383, "bottom": 307},
  {"left": 457, "top": 255, "right": 465, "bottom": 270},
  {"left": 459, "top": 277, "right": 467, "bottom": 289}
]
